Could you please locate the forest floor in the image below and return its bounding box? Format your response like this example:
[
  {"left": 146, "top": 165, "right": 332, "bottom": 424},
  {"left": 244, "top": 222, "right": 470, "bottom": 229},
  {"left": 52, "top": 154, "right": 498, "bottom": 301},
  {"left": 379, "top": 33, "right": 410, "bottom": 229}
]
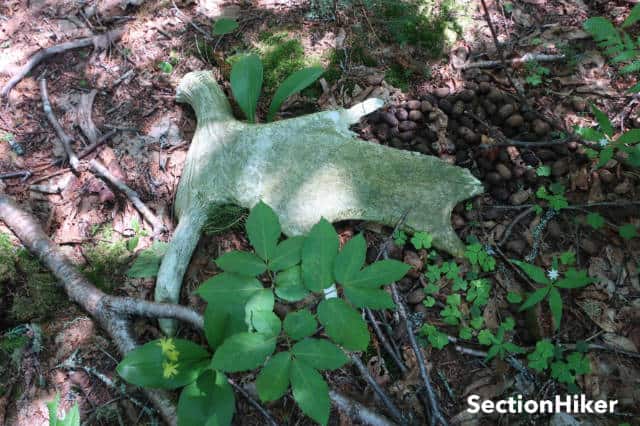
[{"left": 0, "top": 0, "right": 639, "bottom": 425}]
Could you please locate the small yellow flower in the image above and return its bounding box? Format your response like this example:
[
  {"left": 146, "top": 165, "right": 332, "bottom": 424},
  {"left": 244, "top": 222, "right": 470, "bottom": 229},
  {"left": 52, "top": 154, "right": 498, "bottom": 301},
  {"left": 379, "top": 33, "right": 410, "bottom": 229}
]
[
  {"left": 157, "top": 338, "right": 176, "bottom": 355},
  {"left": 162, "top": 361, "right": 179, "bottom": 379},
  {"left": 165, "top": 348, "right": 180, "bottom": 362}
]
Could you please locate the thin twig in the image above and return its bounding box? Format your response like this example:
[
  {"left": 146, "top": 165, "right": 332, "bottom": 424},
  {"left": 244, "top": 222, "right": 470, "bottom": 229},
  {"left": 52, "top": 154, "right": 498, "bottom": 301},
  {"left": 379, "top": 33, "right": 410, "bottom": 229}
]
[
  {"left": 227, "top": 379, "right": 279, "bottom": 426},
  {"left": 0, "top": 170, "right": 32, "bottom": 181},
  {"left": 350, "top": 353, "right": 405, "bottom": 424},
  {"left": 365, "top": 308, "right": 408, "bottom": 375},
  {"left": 498, "top": 206, "right": 535, "bottom": 246},
  {"left": 2, "top": 29, "right": 123, "bottom": 98},
  {"left": 479, "top": 0, "right": 524, "bottom": 98},
  {"left": 387, "top": 253, "right": 447, "bottom": 426}
]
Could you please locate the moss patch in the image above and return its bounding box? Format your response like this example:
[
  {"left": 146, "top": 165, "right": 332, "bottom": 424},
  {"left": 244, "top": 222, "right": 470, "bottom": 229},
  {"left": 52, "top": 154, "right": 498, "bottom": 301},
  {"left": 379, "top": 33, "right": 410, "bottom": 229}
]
[
  {"left": 0, "top": 232, "right": 68, "bottom": 323},
  {"left": 82, "top": 225, "right": 130, "bottom": 292},
  {"left": 374, "top": 0, "right": 464, "bottom": 57},
  {"left": 257, "top": 32, "right": 308, "bottom": 94}
]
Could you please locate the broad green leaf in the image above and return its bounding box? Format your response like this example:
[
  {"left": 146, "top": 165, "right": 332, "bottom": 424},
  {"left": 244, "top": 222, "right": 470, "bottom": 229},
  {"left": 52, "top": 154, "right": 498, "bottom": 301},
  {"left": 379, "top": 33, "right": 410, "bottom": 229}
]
[
  {"left": 196, "top": 273, "right": 263, "bottom": 305},
  {"left": 246, "top": 201, "right": 281, "bottom": 261},
  {"left": 590, "top": 104, "right": 614, "bottom": 136},
  {"left": 230, "top": 54, "right": 263, "bottom": 123},
  {"left": 267, "top": 67, "right": 324, "bottom": 121},
  {"left": 343, "top": 260, "right": 411, "bottom": 288},
  {"left": 215, "top": 251, "right": 266, "bottom": 276},
  {"left": 47, "top": 394, "right": 80, "bottom": 426},
  {"left": 245, "top": 289, "right": 280, "bottom": 337},
  {"left": 503, "top": 342, "right": 525, "bottom": 355},
  {"left": 178, "top": 370, "right": 235, "bottom": 426},
  {"left": 511, "top": 260, "right": 551, "bottom": 285},
  {"left": 256, "top": 351, "right": 292, "bottom": 401},
  {"left": 283, "top": 309, "right": 317, "bottom": 340},
  {"left": 619, "top": 223, "right": 638, "bottom": 240},
  {"left": 566, "top": 352, "right": 591, "bottom": 375},
  {"left": 117, "top": 339, "right": 210, "bottom": 389},
  {"left": 574, "top": 126, "right": 605, "bottom": 142},
  {"left": 127, "top": 241, "right": 168, "bottom": 278},
  {"left": 334, "top": 233, "right": 366, "bottom": 284},
  {"left": 290, "top": 359, "right": 330, "bottom": 426},
  {"left": 519, "top": 287, "right": 550, "bottom": 311},
  {"left": 204, "top": 303, "right": 248, "bottom": 351},
  {"left": 597, "top": 146, "right": 614, "bottom": 168},
  {"left": 291, "top": 338, "right": 348, "bottom": 370},
  {"left": 548, "top": 287, "right": 563, "bottom": 330},
  {"left": 555, "top": 269, "right": 594, "bottom": 289},
  {"left": 275, "top": 265, "right": 309, "bottom": 301},
  {"left": 251, "top": 311, "right": 281, "bottom": 339},
  {"left": 586, "top": 212, "right": 605, "bottom": 229},
  {"left": 269, "top": 236, "right": 304, "bottom": 272},
  {"left": 211, "top": 333, "right": 276, "bottom": 372},
  {"left": 317, "top": 299, "right": 369, "bottom": 351},
  {"left": 212, "top": 18, "right": 239, "bottom": 36},
  {"left": 506, "top": 291, "right": 522, "bottom": 304},
  {"left": 623, "top": 3, "right": 640, "bottom": 27},
  {"left": 302, "top": 218, "right": 338, "bottom": 292},
  {"left": 485, "top": 344, "right": 501, "bottom": 360},
  {"left": 343, "top": 286, "right": 395, "bottom": 309},
  {"left": 617, "top": 129, "right": 640, "bottom": 144}
]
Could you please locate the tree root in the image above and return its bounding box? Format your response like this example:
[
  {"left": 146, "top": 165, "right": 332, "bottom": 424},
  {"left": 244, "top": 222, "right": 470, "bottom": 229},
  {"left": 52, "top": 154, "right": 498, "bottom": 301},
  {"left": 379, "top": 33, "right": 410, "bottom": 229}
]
[
  {"left": 1, "top": 28, "right": 123, "bottom": 99},
  {"left": 0, "top": 195, "right": 195, "bottom": 425}
]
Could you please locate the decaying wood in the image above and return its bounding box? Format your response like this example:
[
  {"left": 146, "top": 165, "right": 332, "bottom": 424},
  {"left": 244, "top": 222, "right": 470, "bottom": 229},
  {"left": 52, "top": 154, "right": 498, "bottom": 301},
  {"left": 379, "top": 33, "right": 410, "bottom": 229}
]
[{"left": 1, "top": 29, "right": 123, "bottom": 99}]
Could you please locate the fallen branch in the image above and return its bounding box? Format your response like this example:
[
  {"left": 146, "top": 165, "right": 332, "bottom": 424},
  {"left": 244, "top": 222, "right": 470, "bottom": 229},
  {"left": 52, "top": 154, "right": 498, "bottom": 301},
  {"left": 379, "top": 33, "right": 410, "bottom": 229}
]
[
  {"left": 330, "top": 391, "right": 396, "bottom": 426},
  {"left": 39, "top": 78, "right": 166, "bottom": 235},
  {"left": 1, "top": 28, "right": 123, "bottom": 98},
  {"left": 0, "top": 170, "right": 32, "bottom": 181},
  {"left": 461, "top": 53, "right": 566, "bottom": 70},
  {"left": 350, "top": 353, "right": 405, "bottom": 424},
  {"left": 498, "top": 206, "right": 536, "bottom": 246},
  {"left": 227, "top": 378, "right": 279, "bottom": 426},
  {"left": 0, "top": 195, "right": 192, "bottom": 425}
]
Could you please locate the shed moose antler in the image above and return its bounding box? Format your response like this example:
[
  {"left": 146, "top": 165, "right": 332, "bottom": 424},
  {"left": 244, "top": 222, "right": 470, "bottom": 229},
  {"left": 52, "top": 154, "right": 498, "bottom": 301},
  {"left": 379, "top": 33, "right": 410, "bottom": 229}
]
[{"left": 155, "top": 70, "right": 483, "bottom": 334}]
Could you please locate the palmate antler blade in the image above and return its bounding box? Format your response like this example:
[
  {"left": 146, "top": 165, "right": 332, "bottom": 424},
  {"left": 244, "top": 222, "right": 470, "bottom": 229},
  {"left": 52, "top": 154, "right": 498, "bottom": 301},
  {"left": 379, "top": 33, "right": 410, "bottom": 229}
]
[{"left": 155, "top": 71, "right": 483, "bottom": 335}]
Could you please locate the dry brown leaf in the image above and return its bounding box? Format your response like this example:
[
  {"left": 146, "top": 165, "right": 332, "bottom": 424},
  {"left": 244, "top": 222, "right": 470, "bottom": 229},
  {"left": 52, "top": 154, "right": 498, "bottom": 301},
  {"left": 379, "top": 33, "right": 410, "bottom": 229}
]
[{"left": 576, "top": 298, "right": 619, "bottom": 332}]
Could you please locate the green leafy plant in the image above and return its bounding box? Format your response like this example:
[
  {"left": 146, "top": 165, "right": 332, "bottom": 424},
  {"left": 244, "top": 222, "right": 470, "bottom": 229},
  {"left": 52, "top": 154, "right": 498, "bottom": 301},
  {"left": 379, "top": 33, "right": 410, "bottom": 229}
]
[
  {"left": 464, "top": 243, "right": 496, "bottom": 272},
  {"left": 477, "top": 318, "right": 525, "bottom": 361},
  {"left": 117, "top": 202, "right": 410, "bottom": 425},
  {"left": 511, "top": 258, "right": 594, "bottom": 329},
  {"left": 421, "top": 324, "right": 449, "bottom": 349},
  {"left": 393, "top": 229, "right": 407, "bottom": 246},
  {"left": 410, "top": 231, "right": 433, "bottom": 250},
  {"left": 535, "top": 182, "right": 569, "bottom": 211},
  {"left": 524, "top": 60, "right": 551, "bottom": 86},
  {"left": 47, "top": 394, "right": 80, "bottom": 426},
  {"left": 528, "top": 340, "right": 591, "bottom": 391},
  {"left": 575, "top": 105, "right": 640, "bottom": 167},
  {"left": 230, "top": 54, "right": 323, "bottom": 123},
  {"left": 584, "top": 4, "right": 640, "bottom": 92},
  {"left": 212, "top": 18, "right": 239, "bottom": 36},
  {"left": 536, "top": 165, "right": 551, "bottom": 177}
]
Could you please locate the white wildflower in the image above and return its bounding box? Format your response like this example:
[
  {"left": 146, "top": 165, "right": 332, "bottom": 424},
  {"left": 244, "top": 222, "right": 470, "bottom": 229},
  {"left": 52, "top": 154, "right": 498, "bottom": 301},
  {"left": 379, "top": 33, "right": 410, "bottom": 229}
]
[
  {"left": 547, "top": 269, "right": 559, "bottom": 281},
  {"left": 598, "top": 138, "right": 609, "bottom": 147}
]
